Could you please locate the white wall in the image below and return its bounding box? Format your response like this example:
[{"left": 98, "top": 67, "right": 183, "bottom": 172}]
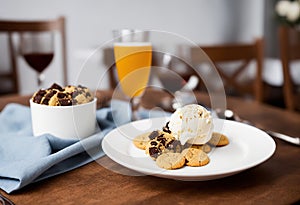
[{"left": 0, "top": 0, "right": 265, "bottom": 94}]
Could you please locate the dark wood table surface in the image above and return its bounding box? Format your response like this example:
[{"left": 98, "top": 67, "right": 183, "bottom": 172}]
[{"left": 0, "top": 89, "right": 299, "bottom": 205}]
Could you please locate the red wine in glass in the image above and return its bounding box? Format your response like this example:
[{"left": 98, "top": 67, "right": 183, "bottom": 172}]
[
  {"left": 23, "top": 53, "right": 54, "bottom": 73},
  {"left": 21, "top": 32, "right": 54, "bottom": 87}
]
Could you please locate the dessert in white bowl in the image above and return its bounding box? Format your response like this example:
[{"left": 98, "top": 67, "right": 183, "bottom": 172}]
[{"left": 30, "top": 83, "right": 97, "bottom": 139}]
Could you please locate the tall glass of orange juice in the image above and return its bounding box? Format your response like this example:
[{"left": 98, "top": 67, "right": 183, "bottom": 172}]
[{"left": 113, "top": 30, "right": 152, "bottom": 120}]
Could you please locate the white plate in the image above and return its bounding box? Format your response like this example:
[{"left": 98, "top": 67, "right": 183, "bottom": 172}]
[{"left": 102, "top": 117, "right": 276, "bottom": 181}]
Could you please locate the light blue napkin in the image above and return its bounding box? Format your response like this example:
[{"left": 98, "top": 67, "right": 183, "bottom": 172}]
[{"left": 0, "top": 101, "right": 132, "bottom": 194}]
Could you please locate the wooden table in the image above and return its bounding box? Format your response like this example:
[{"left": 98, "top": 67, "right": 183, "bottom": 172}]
[{"left": 0, "top": 89, "right": 300, "bottom": 205}]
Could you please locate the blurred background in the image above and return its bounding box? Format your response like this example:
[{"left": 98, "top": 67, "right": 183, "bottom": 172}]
[{"left": 0, "top": 0, "right": 297, "bottom": 109}]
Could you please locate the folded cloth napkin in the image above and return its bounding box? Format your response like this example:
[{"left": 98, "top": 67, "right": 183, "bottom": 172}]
[{"left": 0, "top": 101, "right": 133, "bottom": 194}]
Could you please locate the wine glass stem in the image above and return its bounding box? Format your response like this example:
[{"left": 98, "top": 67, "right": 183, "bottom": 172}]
[
  {"left": 130, "top": 96, "right": 142, "bottom": 121},
  {"left": 37, "top": 73, "right": 45, "bottom": 88}
]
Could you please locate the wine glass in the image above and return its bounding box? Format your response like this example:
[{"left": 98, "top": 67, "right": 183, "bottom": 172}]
[
  {"left": 20, "top": 32, "right": 54, "bottom": 88},
  {"left": 113, "top": 29, "right": 152, "bottom": 120}
]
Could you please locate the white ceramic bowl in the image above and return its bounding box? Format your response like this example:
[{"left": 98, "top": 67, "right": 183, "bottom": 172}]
[{"left": 30, "top": 98, "right": 97, "bottom": 140}]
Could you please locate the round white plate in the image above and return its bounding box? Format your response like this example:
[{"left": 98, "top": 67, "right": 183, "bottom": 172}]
[{"left": 102, "top": 117, "right": 276, "bottom": 181}]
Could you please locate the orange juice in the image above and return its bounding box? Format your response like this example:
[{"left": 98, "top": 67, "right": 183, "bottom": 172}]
[{"left": 114, "top": 42, "right": 152, "bottom": 97}]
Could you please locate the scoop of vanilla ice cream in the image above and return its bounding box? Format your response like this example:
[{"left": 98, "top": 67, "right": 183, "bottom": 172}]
[{"left": 168, "top": 104, "right": 213, "bottom": 145}]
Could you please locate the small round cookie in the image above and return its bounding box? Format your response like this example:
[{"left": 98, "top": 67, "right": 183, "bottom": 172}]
[
  {"left": 133, "top": 132, "right": 152, "bottom": 150},
  {"left": 208, "top": 132, "right": 229, "bottom": 147},
  {"left": 156, "top": 153, "right": 185, "bottom": 170},
  {"left": 145, "top": 132, "right": 176, "bottom": 160},
  {"left": 182, "top": 148, "right": 210, "bottom": 167},
  {"left": 183, "top": 143, "right": 211, "bottom": 153},
  {"left": 191, "top": 144, "right": 211, "bottom": 153}
]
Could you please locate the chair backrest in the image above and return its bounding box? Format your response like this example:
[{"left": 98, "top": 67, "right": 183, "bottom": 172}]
[
  {"left": 0, "top": 16, "right": 67, "bottom": 94},
  {"left": 190, "top": 38, "right": 264, "bottom": 102},
  {"left": 278, "top": 26, "right": 300, "bottom": 111}
]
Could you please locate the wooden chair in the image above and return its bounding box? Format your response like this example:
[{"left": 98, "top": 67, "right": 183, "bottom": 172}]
[
  {"left": 190, "top": 38, "right": 264, "bottom": 102},
  {"left": 278, "top": 26, "right": 300, "bottom": 111},
  {"left": 0, "top": 16, "right": 68, "bottom": 94}
]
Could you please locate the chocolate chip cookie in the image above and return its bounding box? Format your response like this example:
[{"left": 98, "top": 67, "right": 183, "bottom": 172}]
[{"left": 145, "top": 132, "right": 176, "bottom": 160}]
